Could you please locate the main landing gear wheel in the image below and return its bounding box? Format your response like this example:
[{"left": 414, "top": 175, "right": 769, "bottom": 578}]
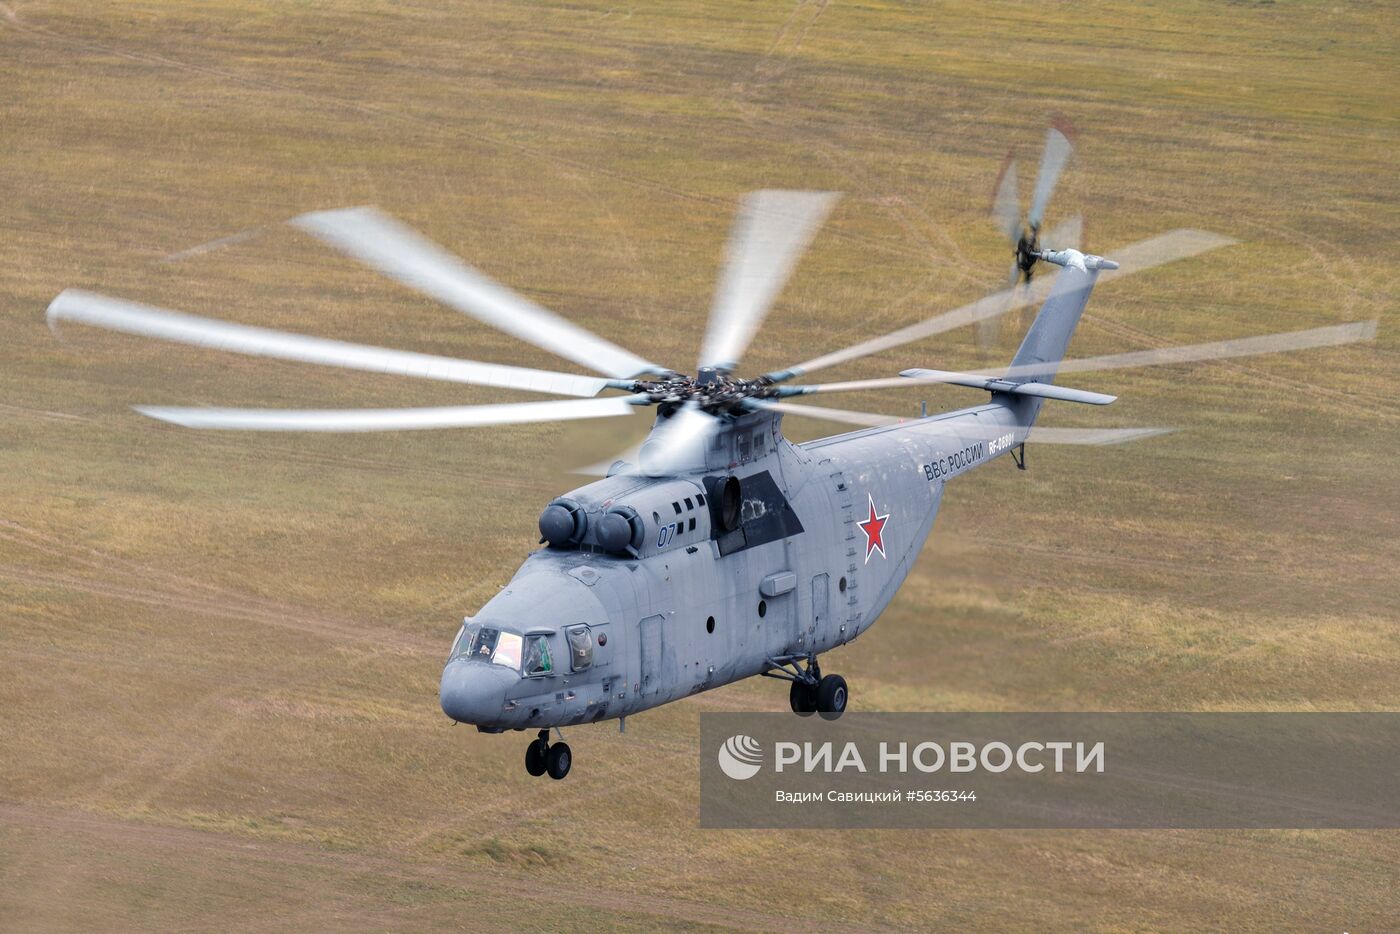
[
  {"left": 546, "top": 742, "right": 572, "bottom": 780},
  {"left": 789, "top": 679, "right": 818, "bottom": 716},
  {"left": 768, "top": 653, "right": 847, "bottom": 719},
  {"left": 816, "top": 674, "right": 847, "bottom": 721},
  {"left": 524, "top": 735, "right": 548, "bottom": 777}
]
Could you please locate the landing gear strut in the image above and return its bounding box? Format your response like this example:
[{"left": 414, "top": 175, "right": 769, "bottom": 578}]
[
  {"left": 764, "top": 653, "right": 848, "bottom": 721},
  {"left": 524, "top": 729, "right": 572, "bottom": 780}
]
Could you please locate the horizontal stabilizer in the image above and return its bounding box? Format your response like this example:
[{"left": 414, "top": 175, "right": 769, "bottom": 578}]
[{"left": 899, "top": 368, "right": 1115, "bottom": 405}]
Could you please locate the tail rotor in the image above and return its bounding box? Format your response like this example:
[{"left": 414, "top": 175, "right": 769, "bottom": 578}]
[{"left": 979, "top": 118, "right": 1077, "bottom": 351}]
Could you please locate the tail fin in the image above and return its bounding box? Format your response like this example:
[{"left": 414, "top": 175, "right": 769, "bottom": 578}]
[{"left": 1007, "top": 249, "right": 1116, "bottom": 424}]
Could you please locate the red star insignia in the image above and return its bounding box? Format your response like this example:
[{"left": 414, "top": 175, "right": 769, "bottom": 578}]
[{"left": 858, "top": 494, "right": 889, "bottom": 562}]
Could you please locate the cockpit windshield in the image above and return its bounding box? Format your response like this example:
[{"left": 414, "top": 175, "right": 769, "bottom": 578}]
[
  {"left": 453, "top": 623, "right": 524, "bottom": 670},
  {"left": 491, "top": 631, "right": 523, "bottom": 669}
]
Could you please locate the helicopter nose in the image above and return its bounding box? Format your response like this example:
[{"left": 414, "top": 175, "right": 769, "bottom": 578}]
[{"left": 439, "top": 660, "right": 516, "bottom": 724}]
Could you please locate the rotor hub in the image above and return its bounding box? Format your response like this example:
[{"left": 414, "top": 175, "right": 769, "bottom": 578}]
[
  {"left": 1015, "top": 226, "right": 1041, "bottom": 280},
  {"left": 631, "top": 370, "right": 780, "bottom": 415}
]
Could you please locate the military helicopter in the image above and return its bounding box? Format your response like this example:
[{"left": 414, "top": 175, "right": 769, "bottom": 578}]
[{"left": 46, "top": 137, "right": 1376, "bottom": 780}]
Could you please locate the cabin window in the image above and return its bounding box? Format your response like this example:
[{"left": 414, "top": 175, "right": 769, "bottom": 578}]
[
  {"left": 684, "top": 497, "right": 694, "bottom": 510},
  {"left": 567, "top": 625, "right": 594, "bottom": 671},
  {"left": 673, "top": 501, "right": 682, "bottom": 515},
  {"left": 688, "top": 517, "right": 696, "bottom": 532},
  {"left": 737, "top": 433, "right": 751, "bottom": 461},
  {"left": 696, "top": 493, "right": 706, "bottom": 506},
  {"left": 523, "top": 635, "right": 554, "bottom": 676}
]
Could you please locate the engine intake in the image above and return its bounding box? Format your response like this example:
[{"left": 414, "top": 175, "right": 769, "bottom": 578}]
[
  {"left": 596, "top": 506, "right": 644, "bottom": 557},
  {"left": 538, "top": 498, "right": 587, "bottom": 547}
]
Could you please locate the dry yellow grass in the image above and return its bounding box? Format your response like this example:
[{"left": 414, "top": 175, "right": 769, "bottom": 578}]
[{"left": 1, "top": 0, "right": 1397, "bottom": 929}]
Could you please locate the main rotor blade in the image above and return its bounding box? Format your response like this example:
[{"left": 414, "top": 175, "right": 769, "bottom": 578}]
[
  {"left": 134, "top": 395, "right": 646, "bottom": 432},
  {"left": 1026, "top": 320, "right": 1378, "bottom": 380},
  {"left": 990, "top": 152, "right": 1021, "bottom": 243},
  {"left": 293, "top": 207, "right": 661, "bottom": 380},
  {"left": 1027, "top": 427, "right": 1175, "bottom": 445},
  {"left": 1028, "top": 121, "right": 1074, "bottom": 231},
  {"left": 782, "top": 320, "right": 1376, "bottom": 398},
  {"left": 750, "top": 399, "right": 903, "bottom": 427},
  {"left": 47, "top": 290, "right": 612, "bottom": 398},
  {"left": 637, "top": 402, "right": 719, "bottom": 476},
  {"left": 573, "top": 440, "right": 645, "bottom": 477},
  {"left": 766, "top": 228, "right": 1237, "bottom": 382},
  {"left": 699, "top": 190, "right": 840, "bottom": 373},
  {"left": 754, "top": 400, "right": 1173, "bottom": 445}
]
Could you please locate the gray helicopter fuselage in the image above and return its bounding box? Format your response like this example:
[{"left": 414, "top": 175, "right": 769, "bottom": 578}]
[{"left": 438, "top": 396, "right": 1035, "bottom": 731}]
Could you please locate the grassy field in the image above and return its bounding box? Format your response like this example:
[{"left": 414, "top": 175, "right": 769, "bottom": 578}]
[{"left": 1, "top": 0, "right": 1397, "bottom": 929}]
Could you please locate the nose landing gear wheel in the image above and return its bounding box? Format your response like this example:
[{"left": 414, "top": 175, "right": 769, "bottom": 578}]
[
  {"left": 546, "top": 741, "right": 572, "bottom": 780},
  {"left": 816, "top": 674, "right": 847, "bottom": 720},
  {"left": 525, "top": 735, "right": 548, "bottom": 777}
]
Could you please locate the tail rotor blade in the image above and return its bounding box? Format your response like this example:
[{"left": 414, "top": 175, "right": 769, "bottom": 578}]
[
  {"left": 45, "top": 289, "right": 611, "bottom": 398},
  {"left": 699, "top": 190, "right": 840, "bottom": 373},
  {"left": 1043, "top": 214, "right": 1084, "bottom": 252},
  {"left": 293, "top": 207, "right": 662, "bottom": 380},
  {"left": 990, "top": 152, "right": 1021, "bottom": 243},
  {"left": 134, "top": 395, "right": 646, "bottom": 432},
  {"left": 1028, "top": 120, "right": 1074, "bottom": 231}
]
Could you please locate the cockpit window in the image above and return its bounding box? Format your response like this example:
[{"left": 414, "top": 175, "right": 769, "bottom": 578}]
[
  {"left": 523, "top": 634, "right": 554, "bottom": 676},
  {"left": 467, "top": 626, "right": 499, "bottom": 660},
  {"left": 567, "top": 626, "right": 593, "bottom": 671},
  {"left": 451, "top": 622, "right": 484, "bottom": 659},
  {"left": 491, "top": 631, "right": 523, "bottom": 670},
  {"left": 459, "top": 626, "right": 524, "bottom": 670}
]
